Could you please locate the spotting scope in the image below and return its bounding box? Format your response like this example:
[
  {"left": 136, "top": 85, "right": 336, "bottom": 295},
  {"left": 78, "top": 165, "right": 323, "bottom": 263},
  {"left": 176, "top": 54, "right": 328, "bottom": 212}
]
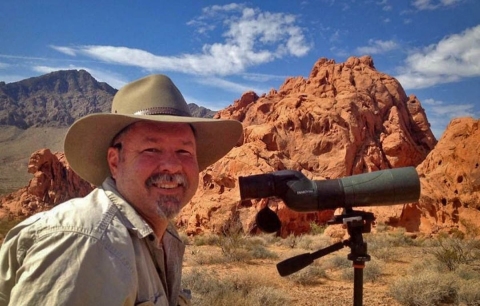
[{"left": 239, "top": 167, "right": 420, "bottom": 212}]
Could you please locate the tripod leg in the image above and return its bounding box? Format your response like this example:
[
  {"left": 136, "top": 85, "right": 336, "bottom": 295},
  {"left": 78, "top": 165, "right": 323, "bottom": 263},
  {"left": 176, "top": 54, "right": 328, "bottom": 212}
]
[{"left": 353, "top": 262, "right": 364, "bottom": 306}]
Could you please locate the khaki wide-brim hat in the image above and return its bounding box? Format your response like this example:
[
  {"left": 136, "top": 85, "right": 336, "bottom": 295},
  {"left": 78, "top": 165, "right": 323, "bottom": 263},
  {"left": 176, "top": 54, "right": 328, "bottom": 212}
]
[{"left": 64, "top": 74, "right": 243, "bottom": 186}]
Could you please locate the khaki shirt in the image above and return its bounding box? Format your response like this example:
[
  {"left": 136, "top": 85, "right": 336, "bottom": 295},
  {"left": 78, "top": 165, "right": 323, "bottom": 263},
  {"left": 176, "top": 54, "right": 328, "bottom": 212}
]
[{"left": 0, "top": 177, "right": 190, "bottom": 306}]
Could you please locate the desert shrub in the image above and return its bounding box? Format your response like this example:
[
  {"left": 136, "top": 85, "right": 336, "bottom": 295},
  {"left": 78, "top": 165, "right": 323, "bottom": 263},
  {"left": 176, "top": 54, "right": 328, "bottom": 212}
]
[
  {"left": 389, "top": 270, "right": 458, "bottom": 306},
  {"left": 363, "top": 260, "right": 383, "bottom": 282},
  {"left": 182, "top": 268, "right": 290, "bottom": 306},
  {"left": 370, "top": 246, "right": 396, "bottom": 262},
  {"left": 277, "top": 233, "right": 298, "bottom": 249},
  {"left": 244, "top": 242, "right": 278, "bottom": 260},
  {"left": 193, "top": 233, "right": 220, "bottom": 246},
  {"left": 450, "top": 227, "right": 466, "bottom": 240},
  {"left": 190, "top": 249, "right": 230, "bottom": 265},
  {"left": 366, "top": 228, "right": 416, "bottom": 251},
  {"left": 340, "top": 260, "right": 383, "bottom": 283},
  {"left": 374, "top": 221, "right": 391, "bottom": 232},
  {"left": 309, "top": 222, "right": 326, "bottom": 235},
  {"left": 325, "top": 254, "right": 351, "bottom": 270},
  {"left": 257, "top": 233, "right": 281, "bottom": 245},
  {"left": 246, "top": 286, "right": 292, "bottom": 306},
  {"left": 296, "top": 235, "right": 314, "bottom": 250},
  {"left": 454, "top": 263, "right": 480, "bottom": 281},
  {"left": 457, "top": 279, "right": 480, "bottom": 306},
  {"left": 286, "top": 264, "right": 327, "bottom": 286},
  {"left": 218, "top": 232, "right": 278, "bottom": 262},
  {"left": 219, "top": 238, "right": 252, "bottom": 262},
  {"left": 217, "top": 215, "right": 252, "bottom": 262},
  {"left": 245, "top": 235, "right": 268, "bottom": 247},
  {"left": 429, "top": 237, "right": 480, "bottom": 271},
  {"left": 295, "top": 233, "right": 332, "bottom": 252}
]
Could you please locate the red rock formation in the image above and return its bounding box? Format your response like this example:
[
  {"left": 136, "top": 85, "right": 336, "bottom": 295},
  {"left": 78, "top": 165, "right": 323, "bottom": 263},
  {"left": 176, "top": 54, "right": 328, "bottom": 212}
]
[
  {"left": 5, "top": 56, "right": 463, "bottom": 239},
  {"left": 0, "top": 149, "right": 93, "bottom": 218},
  {"left": 401, "top": 117, "right": 480, "bottom": 236},
  {"left": 178, "top": 56, "right": 437, "bottom": 236}
]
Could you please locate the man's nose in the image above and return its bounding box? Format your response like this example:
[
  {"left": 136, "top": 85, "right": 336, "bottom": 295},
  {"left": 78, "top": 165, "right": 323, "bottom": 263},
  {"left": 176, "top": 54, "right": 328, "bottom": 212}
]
[{"left": 157, "top": 152, "right": 182, "bottom": 172}]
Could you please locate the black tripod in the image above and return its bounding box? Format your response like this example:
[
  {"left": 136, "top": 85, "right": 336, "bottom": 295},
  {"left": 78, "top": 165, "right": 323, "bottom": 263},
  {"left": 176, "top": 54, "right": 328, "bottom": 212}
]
[{"left": 276, "top": 208, "right": 375, "bottom": 306}]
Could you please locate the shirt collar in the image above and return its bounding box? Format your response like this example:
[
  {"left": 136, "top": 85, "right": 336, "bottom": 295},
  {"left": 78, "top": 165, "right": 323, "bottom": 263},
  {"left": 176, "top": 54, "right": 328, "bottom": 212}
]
[{"left": 101, "top": 176, "right": 154, "bottom": 239}]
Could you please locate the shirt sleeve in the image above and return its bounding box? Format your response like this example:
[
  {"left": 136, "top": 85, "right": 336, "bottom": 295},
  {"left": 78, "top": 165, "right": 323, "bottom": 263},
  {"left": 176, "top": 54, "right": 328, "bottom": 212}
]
[{"left": 1, "top": 228, "right": 137, "bottom": 306}]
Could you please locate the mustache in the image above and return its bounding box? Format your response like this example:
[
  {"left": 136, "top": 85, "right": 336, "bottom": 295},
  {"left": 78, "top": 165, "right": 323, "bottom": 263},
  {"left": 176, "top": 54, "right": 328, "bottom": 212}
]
[{"left": 146, "top": 173, "right": 188, "bottom": 188}]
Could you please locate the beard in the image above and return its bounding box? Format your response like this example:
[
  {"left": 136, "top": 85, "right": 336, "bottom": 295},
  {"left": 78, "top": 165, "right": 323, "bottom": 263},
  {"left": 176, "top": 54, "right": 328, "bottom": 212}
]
[
  {"left": 146, "top": 173, "right": 189, "bottom": 220},
  {"left": 155, "top": 195, "right": 182, "bottom": 219}
]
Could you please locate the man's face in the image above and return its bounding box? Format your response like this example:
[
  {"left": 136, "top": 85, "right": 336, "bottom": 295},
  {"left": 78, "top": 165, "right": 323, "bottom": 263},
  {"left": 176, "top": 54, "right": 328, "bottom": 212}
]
[{"left": 107, "top": 121, "right": 199, "bottom": 223}]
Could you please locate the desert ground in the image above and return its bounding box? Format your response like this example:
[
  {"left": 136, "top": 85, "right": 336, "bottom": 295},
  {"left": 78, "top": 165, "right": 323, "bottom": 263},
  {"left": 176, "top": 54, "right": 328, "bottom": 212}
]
[{"left": 180, "top": 226, "right": 480, "bottom": 306}]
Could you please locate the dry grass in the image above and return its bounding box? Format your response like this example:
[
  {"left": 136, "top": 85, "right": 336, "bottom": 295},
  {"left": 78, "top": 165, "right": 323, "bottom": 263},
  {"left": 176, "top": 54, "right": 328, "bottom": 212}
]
[{"left": 182, "top": 229, "right": 480, "bottom": 306}]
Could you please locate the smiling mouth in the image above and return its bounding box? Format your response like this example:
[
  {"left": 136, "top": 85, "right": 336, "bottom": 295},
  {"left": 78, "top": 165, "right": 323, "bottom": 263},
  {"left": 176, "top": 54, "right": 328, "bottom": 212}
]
[
  {"left": 146, "top": 173, "right": 187, "bottom": 190},
  {"left": 156, "top": 182, "right": 182, "bottom": 189}
]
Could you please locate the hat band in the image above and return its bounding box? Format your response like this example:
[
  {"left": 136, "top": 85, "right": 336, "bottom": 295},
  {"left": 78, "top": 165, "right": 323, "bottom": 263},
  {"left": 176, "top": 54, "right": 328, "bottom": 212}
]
[{"left": 133, "top": 107, "right": 191, "bottom": 116}]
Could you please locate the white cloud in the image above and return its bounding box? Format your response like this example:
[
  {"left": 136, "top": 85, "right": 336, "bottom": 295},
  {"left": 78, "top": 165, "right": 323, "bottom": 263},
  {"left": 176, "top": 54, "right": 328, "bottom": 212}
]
[
  {"left": 32, "top": 65, "right": 127, "bottom": 89},
  {"left": 50, "top": 46, "right": 77, "bottom": 56},
  {"left": 240, "top": 72, "right": 289, "bottom": 82},
  {"left": 412, "top": 0, "right": 465, "bottom": 10},
  {"left": 396, "top": 25, "right": 480, "bottom": 89},
  {"left": 51, "top": 5, "right": 311, "bottom": 76},
  {"left": 422, "top": 98, "right": 477, "bottom": 138},
  {"left": 376, "top": 0, "right": 392, "bottom": 11},
  {"left": 355, "top": 39, "right": 398, "bottom": 55},
  {"left": 194, "top": 76, "right": 269, "bottom": 95},
  {"left": 423, "top": 98, "right": 475, "bottom": 116},
  {"left": 0, "top": 62, "right": 10, "bottom": 69}
]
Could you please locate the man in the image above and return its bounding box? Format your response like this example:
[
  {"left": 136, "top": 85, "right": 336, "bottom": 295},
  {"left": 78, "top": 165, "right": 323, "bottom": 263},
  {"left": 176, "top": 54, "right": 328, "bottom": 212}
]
[{"left": 0, "top": 75, "right": 243, "bottom": 305}]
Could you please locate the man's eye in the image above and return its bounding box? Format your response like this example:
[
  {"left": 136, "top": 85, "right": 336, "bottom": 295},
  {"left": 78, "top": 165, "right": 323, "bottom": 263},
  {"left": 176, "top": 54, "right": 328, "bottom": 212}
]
[
  {"left": 144, "top": 148, "right": 159, "bottom": 153},
  {"left": 178, "top": 149, "right": 193, "bottom": 156}
]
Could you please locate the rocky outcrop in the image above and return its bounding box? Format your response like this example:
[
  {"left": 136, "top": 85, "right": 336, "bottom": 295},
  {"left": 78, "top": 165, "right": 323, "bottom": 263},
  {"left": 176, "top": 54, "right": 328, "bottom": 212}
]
[
  {"left": 178, "top": 56, "right": 437, "bottom": 236},
  {"left": 400, "top": 117, "right": 480, "bottom": 236},
  {"left": 0, "top": 149, "right": 93, "bottom": 218}
]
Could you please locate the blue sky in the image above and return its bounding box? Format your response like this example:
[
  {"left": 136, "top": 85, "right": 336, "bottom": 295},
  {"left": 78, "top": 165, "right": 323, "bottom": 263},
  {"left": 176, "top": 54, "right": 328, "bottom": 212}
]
[{"left": 1, "top": 0, "right": 479, "bottom": 138}]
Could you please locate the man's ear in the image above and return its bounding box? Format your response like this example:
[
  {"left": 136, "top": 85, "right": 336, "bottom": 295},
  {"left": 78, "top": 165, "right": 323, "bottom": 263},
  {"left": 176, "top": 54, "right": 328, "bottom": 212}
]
[{"left": 107, "top": 147, "right": 120, "bottom": 179}]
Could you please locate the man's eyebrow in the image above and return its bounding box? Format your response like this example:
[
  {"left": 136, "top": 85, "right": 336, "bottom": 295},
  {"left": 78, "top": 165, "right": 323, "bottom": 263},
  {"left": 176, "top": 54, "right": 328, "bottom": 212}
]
[{"left": 143, "top": 136, "right": 195, "bottom": 146}]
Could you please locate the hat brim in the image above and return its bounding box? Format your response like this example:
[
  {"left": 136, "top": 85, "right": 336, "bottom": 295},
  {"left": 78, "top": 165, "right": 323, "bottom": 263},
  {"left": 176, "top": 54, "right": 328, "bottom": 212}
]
[{"left": 64, "top": 113, "right": 243, "bottom": 186}]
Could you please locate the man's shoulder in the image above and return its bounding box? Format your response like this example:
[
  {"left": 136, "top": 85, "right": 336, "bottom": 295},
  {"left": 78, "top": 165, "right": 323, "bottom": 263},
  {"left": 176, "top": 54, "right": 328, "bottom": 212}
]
[
  {"left": 14, "top": 188, "right": 123, "bottom": 239},
  {"left": 47, "top": 188, "right": 111, "bottom": 222}
]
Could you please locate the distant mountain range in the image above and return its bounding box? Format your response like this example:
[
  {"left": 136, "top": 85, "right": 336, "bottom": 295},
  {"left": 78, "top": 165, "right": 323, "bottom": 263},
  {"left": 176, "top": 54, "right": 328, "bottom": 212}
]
[
  {"left": 0, "top": 70, "right": 217, "bottom": 194},
  {"left": 0, "top": 70, "right": 216, "bottom": 129}
]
